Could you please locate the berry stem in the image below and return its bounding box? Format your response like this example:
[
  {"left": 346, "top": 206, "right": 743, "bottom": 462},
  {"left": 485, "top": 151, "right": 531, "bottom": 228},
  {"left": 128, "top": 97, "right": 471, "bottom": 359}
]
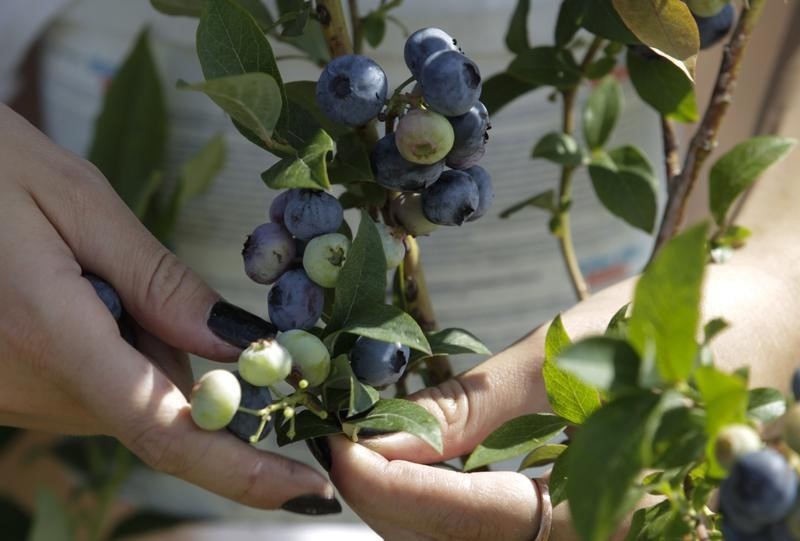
[
  {"left": 649, "top": 0, "right": 767, "bottom": 261},
  {"left": 347, "top": 0, "right": 364, "bottom": 54},
  {"left": 553, "top": 36, "right": 604, "bottom": 301}
]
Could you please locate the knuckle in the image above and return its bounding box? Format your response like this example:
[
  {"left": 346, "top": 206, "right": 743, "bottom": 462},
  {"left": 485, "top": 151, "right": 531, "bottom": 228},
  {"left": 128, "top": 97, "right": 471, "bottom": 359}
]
[
  {"left": 144, "top": 251, "right": 193, "bottom": 313},
  {"left": 419, "top": 378, "right": 472, "bottom": 434},
  {"left": 128, "top": 423, "right": 188, "bottom": 477}
]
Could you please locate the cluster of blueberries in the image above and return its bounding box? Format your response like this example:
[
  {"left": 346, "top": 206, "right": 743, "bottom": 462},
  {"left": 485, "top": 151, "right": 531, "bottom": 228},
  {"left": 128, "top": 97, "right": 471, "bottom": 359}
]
[
  {"left": 686, "top": 0, "right": 735, "bottom": 50},
  {"left": 316, "top": 27, "right": 493, "bottom": 229}
]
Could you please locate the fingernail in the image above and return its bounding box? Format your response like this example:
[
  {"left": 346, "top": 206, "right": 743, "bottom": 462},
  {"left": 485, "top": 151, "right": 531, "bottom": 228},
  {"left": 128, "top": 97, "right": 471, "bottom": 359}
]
[
  {"left": 306, "top": 437, "right": 332, "bottom": 472},
  {"left": 357, "top": 428, "right": 390, "bottom": 439},
  {"left": 281, "top": 494, "right": 342, "bottom": 515},
  {"left": 207, "top": 301, "right": 277, "bottom": 349}
]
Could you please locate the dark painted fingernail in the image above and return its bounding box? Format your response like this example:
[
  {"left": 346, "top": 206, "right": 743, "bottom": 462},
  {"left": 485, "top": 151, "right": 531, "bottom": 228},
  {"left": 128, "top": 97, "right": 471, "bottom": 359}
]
[
  {"left": 306, "top": 437, "right": 332, "bottom": 472},
  {"left": 281, "top": 494, "right": 342, "bottom": 515},
  {"left": 207, "top": 301, "right": 277, "bottom": 349},
  {"left": 358, "top": 428, "right": 391, "bottom": 439}
]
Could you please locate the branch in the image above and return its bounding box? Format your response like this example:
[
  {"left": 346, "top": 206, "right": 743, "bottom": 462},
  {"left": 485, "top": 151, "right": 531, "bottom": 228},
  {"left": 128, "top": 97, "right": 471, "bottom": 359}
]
[
  {"left": 650, "top": 0, "right": 767, "bottom": 259},
  {"left": 348, "top": 0, "right": 363, "bottom": 54},
  {"left": 661, "top": 115, "right": 681, "bottom": 187}
]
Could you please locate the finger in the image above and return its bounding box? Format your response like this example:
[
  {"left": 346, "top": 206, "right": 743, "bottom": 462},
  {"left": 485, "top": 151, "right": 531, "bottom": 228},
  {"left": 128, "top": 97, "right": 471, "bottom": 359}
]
[
  {"left": 131, "top": 321, "right": 195, "bottom": 398},
  {"left": 20, "top": 137, "right": 274, "bottom": 360},
  {"left": 329, "top": 436, "right": 540, "bottom": 541}
]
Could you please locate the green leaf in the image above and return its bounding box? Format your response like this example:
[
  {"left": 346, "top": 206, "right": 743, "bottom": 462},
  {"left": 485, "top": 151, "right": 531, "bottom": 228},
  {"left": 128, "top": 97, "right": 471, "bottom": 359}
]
[
  {"left": 709, "top": 136, "right": 797, "bottom": 225},
  {"left": 518, "top": 443, "right": 567, "bottom": 471},
  {"left": 328, "top": 132, "right": 375, "bottom": 185},
  {"left": 348, "top": 399, "right": 443, "bottom": 454},
  {"left": 177, "top": 74, "right": 282, "bottom": 145},
  {"left": 278, "top": 3, "right": 310, "bottom": 37},
  {"left": 261, "top": 130, "right": 333, "bottom": 190},
  {"left": 427, "top": 328, "right": 491, "bottom": 356},
  {"left": 283, "top": 80, "right": 348, "bottom": 138},
  {"left": 549, "top": 447, "right": 570, "bottom": 507},
  {"left": 747, "top": 387, "right": 787, "bottom": 424},
  {"left": 555, "top": 0, "right": 585, "bottom": 48},
  {"left": 362, "top": 14, "right": 386, "bottom": 48},
  {"left": 583, "top": 76, "right": 623, "bottom": 150},
  {"left": 327, "top": 214, "right": 387, "bottom": 332},
  {"left": 150, "top": 0, "right": 204, "bottom": 17},
  {"left": 197, "top": 0, "right": 288, "bottom": 131},
  {"left": 605, "top": 302, "right": 631, "bottom": 337},
  {"left": 627, "top": 47, "right": 697, "bottom": 122},
  {"left": 543, "top": 316, "right": 602, "bottom": 425},
  {"left": 323, "top": 355, "right": 380, "bottom": 418},
  {"left": 0, "top": 495, "right": 30, "bottom": 541},
  {"left": 557, "top": 336, "right": 640, "bottom": 393},
  {"left": 581, "top": 0, "right": 640, "bottom": 44},
  {"left": 624, "top": 500, "right": 693, "bottom": 541},
  {"left": 179, "top": 134, "right": 226, "bottom": 203},
  {"left": 703, "top": 317, "right": 729, "bottom": 343},
  {"left": 275, "top": 410, "right": 342, "bottom": 446},
  {"left": 587, "top": 164, "right": 657, "bottom": 232},
  {"left": 88, "top": 30, "right": 166, "bottom": 219},
  {"left": 27, "top": 488, "right": 72, "bottom": 541},
  {"left": 608, "top": 145, "right": 656, "bottom": 182},
  {"left": 337, "top": 304, "right": 431, "bottom": 354},
  {"left": 531, "top": 132, "right": 585, "bottom": 166},
  {"left": 585, "top": 57, "right": 617, "bottom": 80},
  {"left": 611, "top": 0, "right": 700, "bottom": 60},
  {"left": 464, "top": 414, "right": 567, "bottom": 471},
  {"left": 480, "top": 72, "right": 537, "bottom": 116},
  {"left": 566, "top": 392, "right": 664, "bottom": 541},
  {"left": 505, "top": 0, "right": 530, "bottom": 54},
  {"left": 628, "top": 223, "right": 709, "bottom": 382},
  {"left": 499, "top": 190, "right": 557, "bottom": 219},
  {"left": 109, "top": 511, "right": 198, "bottom": 540},
  {"left": 651, "top": 406, "right": 706, "bottom": 469},
  {"left": 507, "top": 47, "right": 581, "bottom": 89}
]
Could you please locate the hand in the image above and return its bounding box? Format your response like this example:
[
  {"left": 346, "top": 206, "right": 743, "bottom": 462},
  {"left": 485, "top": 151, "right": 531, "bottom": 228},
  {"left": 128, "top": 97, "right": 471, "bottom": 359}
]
[{"left": 0, "top": 104, "right": 338, "bottom": 513}]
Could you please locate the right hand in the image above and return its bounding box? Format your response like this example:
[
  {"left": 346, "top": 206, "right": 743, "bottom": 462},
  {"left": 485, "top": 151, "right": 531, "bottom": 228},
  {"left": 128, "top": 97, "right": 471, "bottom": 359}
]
[{"left": 0, "top": 104, "right": 338, "bottom": 513}]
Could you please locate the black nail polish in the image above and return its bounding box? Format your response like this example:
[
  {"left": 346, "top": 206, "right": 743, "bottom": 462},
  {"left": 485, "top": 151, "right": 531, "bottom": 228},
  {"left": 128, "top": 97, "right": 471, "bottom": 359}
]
[
  {"left": 207, "top": 301, "right": 277, "bottom": 349},
  {"left": 306, "top": 437, "right": 332, "bottom": 472},
  {"left": 356, "top": 427, "right": 390, "bottom": 439},
  {"left": 281, "top": 494, "right": 342, "bottom": 515}
]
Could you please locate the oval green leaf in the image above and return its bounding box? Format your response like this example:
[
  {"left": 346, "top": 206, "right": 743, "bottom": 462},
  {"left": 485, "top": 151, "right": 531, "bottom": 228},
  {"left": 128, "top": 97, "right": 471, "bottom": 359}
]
[{"left": 611, "top": 0, "right": 699, "bottom": 60}]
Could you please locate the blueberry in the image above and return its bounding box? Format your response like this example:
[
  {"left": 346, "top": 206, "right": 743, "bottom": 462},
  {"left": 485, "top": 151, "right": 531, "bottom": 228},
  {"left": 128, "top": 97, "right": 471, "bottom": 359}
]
[
  {"left": 238, "top": 338, "right": 292, "bottom": 386},
  {"left": 404, "top": 27, "right": 460, "bottom": 78},
  {"left": 720, "top": 448, "right": 798, "bottom": 533},
  {"left": 371, "top": 133, "right": 445, "bottom": 192},
  {"left": 268, "top": 269, "right": 325, "bottom": 331},
  {"left": 269, "top": 189, "right": 295, "bottom": 225},
  {"left": 190, "top": 370, "right": 242, "bottom": 431},
  {"left": 349, "top": 337, "right": 410, "bottom": 387},
  {"left": 419, "top": 50, "right": 482, "bottom": 117},
  {"left": 685, "top": 0, "right": 729, "bottom": 17},
  {"left": 394, "top": 109, "right": 454, "bottom": 165},
  {"left": 83, "top": 273, "right": 122, "bottom": 320},
  {"left": 695, "top": 3, "right": 735, "bottom": 50},
  {"left": 390, "top": 193, "right": 439, "bottom": 237},
  {"left": 769, "top": 519, "right": 800, "bottom": 541},
  {"left": 226, "top": 371, "right": 274, "bottom": 443},
  {"left": 446, "top": 101, "right": 489, "bottom": 169},
  {"left": 422, "top": 170, "right": 480, "bottom": 225},
  {"left": 463, "top": 165, "right": 493, "bottom": 222},
  {"left": 316, "top": 54, "right": 388, "bottom": 127},
  {"left": 242, "top": 223, "right": 296, "bottom": 284},
  {"left": 375, "top": 223, "right": 406, "bottom": 269},
  {"left": 302, "top": 233, "right": 351, "bottom": 288},
  {"left": 720, "top": 519, "right": 771, "bottom": 541},
  {"left": 283, "top": 189, "right": 344, "bottom": 241},
  {"left": 792, "top": 368, "right": 800, "bottom": 401},
  {"left": 446, "top": 144, "right": 486, "bottom": 171},
  {"left": 277, "top": 329, "right": 331, "bottom": 387},
  {"left": 714, "top": 424, "right": 762, "bottom": 470}
]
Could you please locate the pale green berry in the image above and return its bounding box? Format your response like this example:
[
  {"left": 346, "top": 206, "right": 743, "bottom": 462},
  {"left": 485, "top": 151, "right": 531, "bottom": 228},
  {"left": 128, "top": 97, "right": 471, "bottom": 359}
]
[
  {"left": 783, "top": 403, "right": 800, "bottom": 454},
  {"left": 375, "top": 223, "right": 406, "bottom": 269},
  {"left": 238, "top": 339, "right": 292, "bottom": 386},
  {"left": 714, "top": 423, "right": 762, "bottom": 469},
  {"left": 277, "top": 329, "right": 331, "bottom": 387},
  {"left": 190, "top": 370, "right": 242, "bottom": 431},
  {"left": 686, "top": 0, "right": 729, "bottom": 17},
  {"left": 302, "top": 233, "right": 350, "bottom": 288},
  {"left": 395, "top": 109, "right": 454, "bottom": 164},
  {"left": 390, "top": 193, "right": 438, "bottom": 237}
]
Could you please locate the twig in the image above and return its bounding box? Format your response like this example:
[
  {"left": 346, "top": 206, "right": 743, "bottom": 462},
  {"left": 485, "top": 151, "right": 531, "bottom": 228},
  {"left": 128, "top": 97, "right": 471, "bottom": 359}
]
[
  {"left": 348, "top": 0, "right": 363, "bottom": 54},
  {"left": 661, "top": 115, "right": 681, "bottom": 187},
  {"left": 650, "top": 0, "right": 767, "bottom": 260}
]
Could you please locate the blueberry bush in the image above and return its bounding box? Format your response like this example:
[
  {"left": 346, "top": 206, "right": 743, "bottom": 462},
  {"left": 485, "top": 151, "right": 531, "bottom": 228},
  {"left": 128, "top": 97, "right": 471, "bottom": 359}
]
[{"left": 10, "top": 0, "right": 800, "bottom": 539}]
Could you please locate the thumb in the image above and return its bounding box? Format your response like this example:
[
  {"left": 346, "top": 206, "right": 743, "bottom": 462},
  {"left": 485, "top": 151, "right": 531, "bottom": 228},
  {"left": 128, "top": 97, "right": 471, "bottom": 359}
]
[
  {"left": 32, "top": 158, "right": 275, "bottom": 360},
  {"left": 363, "top": 332, "right": 549, "bottom": 463}
]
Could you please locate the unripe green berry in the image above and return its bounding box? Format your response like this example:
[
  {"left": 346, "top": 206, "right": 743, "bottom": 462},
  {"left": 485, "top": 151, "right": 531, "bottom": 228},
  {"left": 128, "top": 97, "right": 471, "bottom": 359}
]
[
  {"left": 302, "top": 233, "right": 350, "bottom": 288},
  {"left": 276, "top": 329, "right": 331, "bottom": 387},
  {"left": 395, "top": 109, "right": 454, "bottom": 164},
  {"left": 375, "top": 223, "right": 406, "bottom": 269},
  {"left": 714, "top": 423, "right": 762, "bottom": 469},
  {"left": 783, "top": 403, "right": 800, "bottom": 454},
  {"left": 390, "top": 193, "right": 439, "bottom": 237},
  {"left": 190, "top": 370, "right": 242, "bottom": 431},
  {"left": 685, "top": 0, "right": 729, "bottom": 17},
  {"left": 238, "top": 339, "right": 292, "bottom": 386}
]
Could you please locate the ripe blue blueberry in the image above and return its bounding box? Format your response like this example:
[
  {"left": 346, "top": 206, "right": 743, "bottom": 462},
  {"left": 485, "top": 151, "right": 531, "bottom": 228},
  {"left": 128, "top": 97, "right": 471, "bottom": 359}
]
[
  {"left": 316, "top": 54, "right": 388, "bottom": 127},
  {"left": 792, "top": 368, "right": 800, "bottom": 401},
  {"left": 242, "top": 223, "right": 296, "bottom": 284},
  {"left": 720, "top": 448, "right": 798, "bottom": 533},
  {"left": 419, "top": 50, "right": 482, "bottom": 117},
  {"left": 83, "top": 273, "right": 122, "bottom": 320},
  {"left": 269, "top": 189, "right": 295, "bottom": 225},
  {"left": 446, "top": 101, "right": 489, "bottom": 170},
  {"left": 404, "top": 27, "right": 459, "bottom": 78},
  {"left": 464, "top": 165, "right": 493, "bottom": 222},
  {"left": 226, "top": 371, "right": 274, "bottom": 443},
  {"left": 720, "top": 519, "right": 770, "bottom": 541},
  {"left": 695, "top": 3, "right": 735, "bottom": 50},
  {"left": 268, "top": 269, "right": 325, "bottom": 331},
  {"left": 283, "top": 189, "right": 344, "bottom": 241},
  {"left": 422, "top": 170, "right": 480, "bottom": 226},
  {"left": 349, "top": 337, "right": 410, "bottom": 387},
  {"left": 371, "top": 133, "right": 445, "bottom": 192}
]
